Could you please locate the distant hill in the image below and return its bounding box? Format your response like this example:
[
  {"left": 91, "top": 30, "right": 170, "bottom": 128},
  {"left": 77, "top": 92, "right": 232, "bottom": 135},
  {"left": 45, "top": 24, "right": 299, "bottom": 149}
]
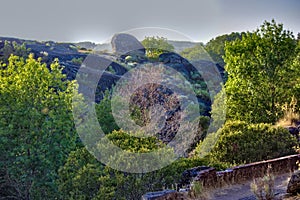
[
  {"left": 75, "top": 41, "right": 97, "bottom": 50},
  {"left": 167, "top": 40, "right": 201, "bottom": 53},
  {"left": 0, "top": 36, "right": 199, "bottom": 55},
  {"left": 75, "top": 40, "right": 200, "bottom": 53},
  {"left": 93, "top": 43, "right": 112, "bottom": 52}
]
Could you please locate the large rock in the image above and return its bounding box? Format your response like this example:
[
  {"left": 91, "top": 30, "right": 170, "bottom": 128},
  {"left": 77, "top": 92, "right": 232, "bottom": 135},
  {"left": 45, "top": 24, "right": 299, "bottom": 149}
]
[
  {"left": 158, "top": 52, "right": 212, "bottom": 116},
  {"left": 111, "top": 33, "right": 145, "bottom": 56},
  {"left": 179, "top": 166, "right": 210, "bottom": 187},
  {"left": 287, "top": 170, "right": 300, "bottom": 194},
  {"left": 159, "top": 52, "right": 189, "bottom": 65}
]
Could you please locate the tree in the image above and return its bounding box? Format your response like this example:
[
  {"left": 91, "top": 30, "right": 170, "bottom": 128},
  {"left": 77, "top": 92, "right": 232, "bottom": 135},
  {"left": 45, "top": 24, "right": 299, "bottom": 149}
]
[
  {"left": 0, "top": 41, "right": 30, "bottom": 62},
  {"left": 292, "top": 41, "right": 300, "bottom": 112},
  {"left": 57, "top": 148, "right": 105, "bottom": 200},
  {"left": 141, "top": 36, "right": 174, "bottom": 60},
  {"left": 224, "top": 20, "right": 298, "bottom": 124},
  {"left": 205, "top": 32, "right": 243, "bottom": 66},
  {"left": 0, "top": 54, "right": 80, "bottom": 199},
  {"left": 1, "top": 41, "right": 13, "bottom": 61},
  {"left": 96, "top": 90, "right": 119, "bottom": 134}
]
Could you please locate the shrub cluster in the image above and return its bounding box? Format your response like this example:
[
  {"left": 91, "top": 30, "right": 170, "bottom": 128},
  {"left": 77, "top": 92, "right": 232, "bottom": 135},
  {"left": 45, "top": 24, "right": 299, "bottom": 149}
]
[{"left": 207, "top": 121, "right": 297, "bottom": 164}]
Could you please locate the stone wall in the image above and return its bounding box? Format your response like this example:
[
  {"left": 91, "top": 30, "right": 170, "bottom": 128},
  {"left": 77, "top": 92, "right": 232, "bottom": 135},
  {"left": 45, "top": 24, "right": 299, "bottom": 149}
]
[
  {"left": 142, "top": 154, "right": 300, "bottom": 200},
  {"left": 197, "top": 154, "right": 300, "bottom": 188}
]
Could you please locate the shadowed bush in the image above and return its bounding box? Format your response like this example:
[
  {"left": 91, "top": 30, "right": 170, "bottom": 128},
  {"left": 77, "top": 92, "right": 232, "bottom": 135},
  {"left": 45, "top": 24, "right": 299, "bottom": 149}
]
[{"left": 196, "top": 120, "right": 297, "bottom": 165}]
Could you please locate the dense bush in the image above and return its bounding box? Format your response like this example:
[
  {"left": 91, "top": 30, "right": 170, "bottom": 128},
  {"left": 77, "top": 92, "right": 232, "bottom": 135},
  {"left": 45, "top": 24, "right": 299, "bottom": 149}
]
[
  {"left": 95, "top": 90, "right": 119, "bottom": 134},
  {"left": 58, "top": 129, "right": 211, "bottom": 199},
  {"left": 196, "top": 121, "right": 297, "bottom": 165}
]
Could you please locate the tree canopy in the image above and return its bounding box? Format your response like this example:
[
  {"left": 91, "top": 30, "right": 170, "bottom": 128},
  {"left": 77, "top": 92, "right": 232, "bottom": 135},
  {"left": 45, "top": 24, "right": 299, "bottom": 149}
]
[
  {"left": 141, "top": 36, "right": 174, "bottom": 60},
  {"left": 0, "top": 54, "right": 80, "bottom": 199},
  {"left": 224, "top": 20, "right": 299, "bottom": 124},
  {"left": 205, "top": 32, "right": 243, "bottom": 66}
]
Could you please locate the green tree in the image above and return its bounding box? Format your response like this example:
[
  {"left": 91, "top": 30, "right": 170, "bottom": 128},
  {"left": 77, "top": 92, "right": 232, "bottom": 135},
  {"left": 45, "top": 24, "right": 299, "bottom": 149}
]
[
  {"left": 224, "top": 20, "right": 298, "bottom": 124},
  {"left": 96, "top": 90, "right": 119, "bottom": 134},
  {"left": 58, "top": 148, "right": 105, "bottom": 200},
  {"left": 292, "top": 40, "right": 300, "bottom": 109},
  {"left": 1, "top": 41, "right": 14, "bottom": 61},
  {"left": 142, "top": 36, "right": 174, "bottom": 60},
  {"left": 0, "top": 54, "right": 80, "bottom": 199},
  {"left": 205, "top": 32, "right": 242, "bottom": 66},
  {"left": 0, "top": 41, "right": 30, "bottom": 62}
]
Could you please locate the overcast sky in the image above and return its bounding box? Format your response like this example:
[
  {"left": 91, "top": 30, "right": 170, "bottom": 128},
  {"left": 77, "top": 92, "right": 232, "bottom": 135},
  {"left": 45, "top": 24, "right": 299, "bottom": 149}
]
[{"left": 0, "top": 0, "right": 299, "bottom": 44}]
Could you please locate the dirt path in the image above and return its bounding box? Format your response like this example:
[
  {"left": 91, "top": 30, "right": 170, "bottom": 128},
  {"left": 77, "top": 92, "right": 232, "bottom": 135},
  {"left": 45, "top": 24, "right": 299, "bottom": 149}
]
[{"left": 210, "top": 173, "right": 292, "bottom": 200}]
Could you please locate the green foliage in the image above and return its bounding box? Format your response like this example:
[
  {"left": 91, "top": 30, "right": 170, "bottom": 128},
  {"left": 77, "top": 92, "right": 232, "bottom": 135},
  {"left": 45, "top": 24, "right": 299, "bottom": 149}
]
[
  {"left": 224, "top": 20, "right": 299, "bottom": 124},
  {"left": 106, "top": 65, "right": 115, "bottom": 74},
  {"left": 71, "top": 57, "right": 83, "bottom": 65},
  {"left": 0, "top": 41, "right": 30, "bottom": 62},
  {"left": 292, "top": 43, "right": 300, "bottom": 112},
  {"left": 207, "top": 121, "right": 297, "bottom": 164},
  {"left": 1, "top": 41, "right": 14, "bottom": 61},
  {"left": 205, "top": 32, "right": 242, "bottom": 66},
  {"left": 95, "top": 90, "right": 119, "bottom": 134},
  {"left": 0, "top": 54, "right": 80, "bottom": 199},
  {"left": 210, "top": 87, "right": 226, "bottom": 133},
  {"left": 106, "top": 129, "right": 163, "bottom": 153},
  {"left": 58, "top": 129, "right": 210, "bottom": 199},
  {"left": 186, "top": 116, "right": 210, "bottom": 154},
  {"left": 2, "top": 20, "right": 300, "bottom": 200},
  {"left": 180, "top": 44, "right": 211, "bottom": 61},
  {"left": 58, "top": 148, "right": 104, "bottom": 200},
  {"left": 142, "top": 36, "right": 174, "bottom": 60}
]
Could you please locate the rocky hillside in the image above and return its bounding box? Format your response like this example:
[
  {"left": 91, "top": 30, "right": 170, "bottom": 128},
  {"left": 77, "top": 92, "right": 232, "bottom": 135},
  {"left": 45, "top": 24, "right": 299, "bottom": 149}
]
[
  {"left": 0, "top": 34, "right": 224, "bottom": 145},
  {"left": 75, "top": 40, "right": 200, "bottom": 53},
  {"left": 0, "top": 35, "right": 225, "bottom": 118}
]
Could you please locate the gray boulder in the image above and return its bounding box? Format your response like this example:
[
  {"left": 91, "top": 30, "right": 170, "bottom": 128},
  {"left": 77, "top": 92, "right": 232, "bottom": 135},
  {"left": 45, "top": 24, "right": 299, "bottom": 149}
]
[
  {"left": 159, "top": 52, "right": 189, "bottom": 65},
  {"left": 287, "top": 170, "right": 300, "bottom": 194},
  {"left": 180, "top": 166, "right": 211, "bottom": 187},
  {"left": 111, "top": 33, "right": 145, "bottom": 56}
]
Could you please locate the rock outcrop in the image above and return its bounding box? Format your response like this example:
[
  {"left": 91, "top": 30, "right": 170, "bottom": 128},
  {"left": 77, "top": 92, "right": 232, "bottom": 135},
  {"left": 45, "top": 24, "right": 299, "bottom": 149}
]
[
  {"left": 179, "top": 166, "right": 211, "bottom": 187},
  {"left": 111, "top": 33, "right": 145, "bottom": 57},
  {"left": 0, "top": 34, "right": 215, "bottom": 144},
  {"left": 287, "top": 170, "right": 300, "bottom": 194}
]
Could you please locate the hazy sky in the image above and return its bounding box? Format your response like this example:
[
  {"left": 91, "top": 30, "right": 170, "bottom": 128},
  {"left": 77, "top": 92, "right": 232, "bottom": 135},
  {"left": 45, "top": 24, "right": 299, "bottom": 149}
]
[{"left": 0, "top": 0, "right": 299, "bottom": 43}]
